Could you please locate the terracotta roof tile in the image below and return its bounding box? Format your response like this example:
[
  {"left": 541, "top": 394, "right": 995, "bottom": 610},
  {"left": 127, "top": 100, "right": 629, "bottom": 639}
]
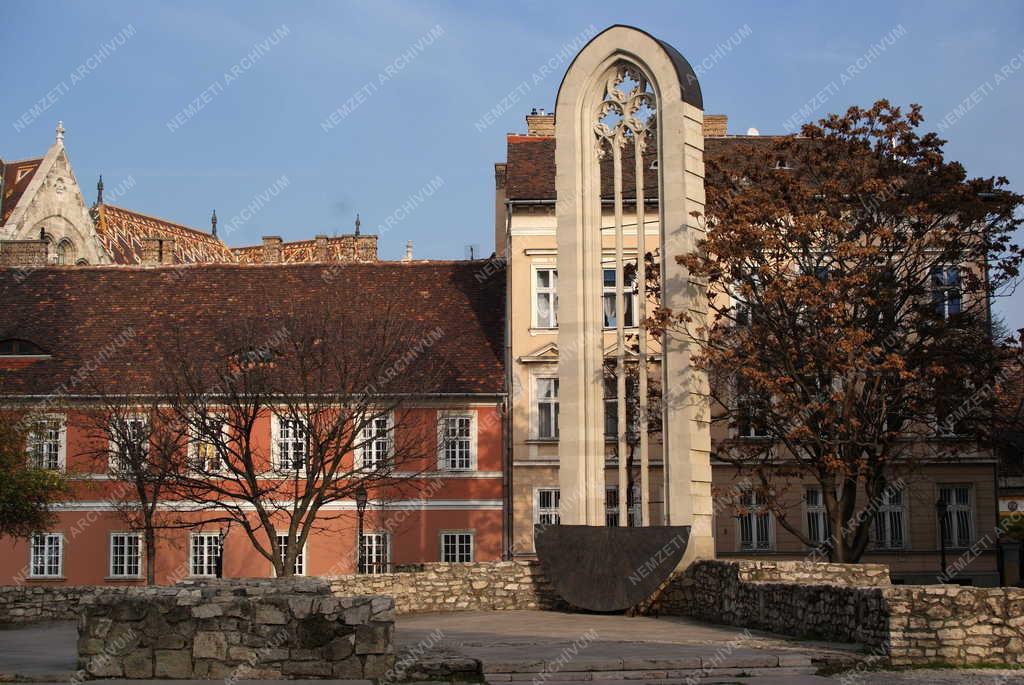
[
  {"left": 233, "top": 235, "right": 378, "bottom": 264},
  {"left": 1, "top": 158, "right": 43, "bottom": 224},
  {"left": 95, "top": 204, "right": 236, "bottom": 264},
  {"left": 0, "top": 260, "right": 505, "bottom": 396}
]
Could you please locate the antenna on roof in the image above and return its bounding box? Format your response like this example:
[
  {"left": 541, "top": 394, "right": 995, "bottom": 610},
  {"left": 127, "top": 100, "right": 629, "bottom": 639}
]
[
  {"left": 96, "top": 175, "right": 104, "bottom": 206},
  {"left": 465, "top": 244, "right": 480, "bottom": 260},
  {"left": 354, "top": 213, "right": 361, "bottom": 236},
  {"left": 211, "top": 209, "right": 218, "bottom": 237}
]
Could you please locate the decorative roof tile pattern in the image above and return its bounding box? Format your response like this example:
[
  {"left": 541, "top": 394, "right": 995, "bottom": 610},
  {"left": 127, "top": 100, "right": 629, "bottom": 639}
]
[
  {"left": 233, "top": 235, "right": 378, "bottom": 264},
  {"left": 1, "top": 158, "right": 43, "bottom": 224},
  {"left": 94, "top": 204, "right": 236, "bottom": 264},
  {"left": 0, "top": 260, "right": 505, "bottom": 396}
]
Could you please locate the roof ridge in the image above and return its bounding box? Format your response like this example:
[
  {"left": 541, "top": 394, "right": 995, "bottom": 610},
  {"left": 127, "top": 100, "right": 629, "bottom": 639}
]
[
  {"left": 0, "top": 258, "right": 494, "bottom": 272},
  {"left": 2, "top": 156, "right": 44, "bottom": 166},
  {"left": 101, "top": 203, "right": 222, "bottom": 241}
]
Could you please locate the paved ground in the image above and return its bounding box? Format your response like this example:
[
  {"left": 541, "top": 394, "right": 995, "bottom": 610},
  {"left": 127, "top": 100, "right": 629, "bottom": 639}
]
[
  {"left": 0, "top": 621, "right": 77, "bottom": 676},
  {"left": 396, "top": 609, "right": 860, "bottom": 667},
  {"left": 1, "top": 615, "right": 1022, "bottom": 684}
]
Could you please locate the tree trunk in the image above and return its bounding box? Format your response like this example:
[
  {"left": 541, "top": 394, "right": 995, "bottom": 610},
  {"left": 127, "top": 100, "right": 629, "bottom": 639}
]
[{"left": 145, "top": 527, "right": 157, "bottom": 585}]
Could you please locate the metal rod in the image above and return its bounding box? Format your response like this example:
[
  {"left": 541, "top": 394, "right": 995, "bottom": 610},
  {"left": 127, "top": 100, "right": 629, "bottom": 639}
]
[
  {"left": 635, "top": 130, "right": 650, "bottom": 527},
  {"left": 614, "top": 136, "right": 627, "bottom": 528}
]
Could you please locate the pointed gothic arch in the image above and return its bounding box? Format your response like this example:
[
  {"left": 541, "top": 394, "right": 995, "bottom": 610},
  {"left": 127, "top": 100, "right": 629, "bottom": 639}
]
[{"left": 553, "top": 25, "right": 713, "bottom": 564}]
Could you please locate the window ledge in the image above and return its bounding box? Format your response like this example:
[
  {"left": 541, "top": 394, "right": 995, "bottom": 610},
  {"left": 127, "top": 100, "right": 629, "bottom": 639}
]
[
  {"left": 105, "top": 576, "right": 145, "bottom": 582},
  {"left": 26, "top": 577, "right": 65, "bottom": 582},
  {"left": 526, "top": 438, "right": 559, "bottom": 444},
  {"left": 529, "top": 327, "right": 558, "bottom": 335}
]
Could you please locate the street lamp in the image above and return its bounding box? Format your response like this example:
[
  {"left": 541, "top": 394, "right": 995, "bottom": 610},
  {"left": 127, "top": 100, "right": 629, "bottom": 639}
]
[
  {"left": 936, "top": 498, "right": 949, "bottom": 582},
  {"left": 215, "top": 527, "right": 226, "bottom": 579},
  {"left": 355, "top": 485, "right": 368, "bottom": 574}
]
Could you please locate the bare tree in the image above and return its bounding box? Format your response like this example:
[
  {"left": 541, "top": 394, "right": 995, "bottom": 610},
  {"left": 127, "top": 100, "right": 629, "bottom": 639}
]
[
  {"left": 76, "top": 396, "right": 190, "bottom": 584},
  {"left": 156, "top": 301, "right": 449, "bottom": 577}
]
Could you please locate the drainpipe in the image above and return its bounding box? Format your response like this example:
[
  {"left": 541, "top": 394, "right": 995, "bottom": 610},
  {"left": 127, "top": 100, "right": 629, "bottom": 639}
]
[{"left": 502, "top": 199, "right": 514, "bottom": 560}]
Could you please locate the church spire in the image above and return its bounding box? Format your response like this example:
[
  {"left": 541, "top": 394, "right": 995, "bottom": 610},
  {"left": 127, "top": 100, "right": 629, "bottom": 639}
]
[
  {"left": 211, "top": 209, "right": 218, "bottom": 237},
  {"left": 96, "top": 175, "right": 104, "bottom": 206},
  {"left": 354, "top": 213, "right": 361, "bottom": 236}
]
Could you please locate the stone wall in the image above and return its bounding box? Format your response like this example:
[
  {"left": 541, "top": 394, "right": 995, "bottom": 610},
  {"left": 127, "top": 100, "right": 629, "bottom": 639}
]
[
  {"left": 327, "top": 560, "right": 561, "bottom": 613},
  {"left": 0, "top": 562, "right": 559, "bottom": 625},
  {"left": 76, "top": 578, "right": 394, "bottom": 680},
  {"left": 644, "top": 559, "right": 1024, "bottom": 667},
  {"left": 0, "top": 585, "right": 136, "bottom": 623}
]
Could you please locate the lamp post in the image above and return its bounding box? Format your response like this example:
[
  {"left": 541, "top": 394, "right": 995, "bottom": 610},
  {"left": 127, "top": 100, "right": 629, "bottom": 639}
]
[
  {"left": 936, "top": 498, "right": 949, "bottom": 582},
  {"left": 355, "top": 485, "right": 368, "bottom": 574},
  {"left": 215, "top": 527, "right": 226, "bottom": 579}
]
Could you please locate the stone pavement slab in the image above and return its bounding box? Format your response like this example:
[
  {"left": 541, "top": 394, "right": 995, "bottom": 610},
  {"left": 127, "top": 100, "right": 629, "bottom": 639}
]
[
  {"left": 0, "top": 621, "right": 77, "bottom": 677},
  {"left": 395, "top": 610, "right": 863, "bottom": 674}
]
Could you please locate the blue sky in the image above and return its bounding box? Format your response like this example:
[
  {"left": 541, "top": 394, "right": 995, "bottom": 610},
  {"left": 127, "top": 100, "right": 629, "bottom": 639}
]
[{"left": 2, "top": 1, "right": 1022, "bottom": 326}]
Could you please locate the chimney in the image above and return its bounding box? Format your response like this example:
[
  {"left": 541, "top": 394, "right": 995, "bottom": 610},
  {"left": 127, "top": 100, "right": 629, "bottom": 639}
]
[
  {"left": 262, "top": 236, "right": 283, "bottom": 263},
  {"left": 0, "top": 239, "right": 48, "bottom": 267},
  {"left": 703, "top": 114, "right": 728, "bottom": 137},
  {"left": 141, "top": 237, "right": 176, "bottom": 265},
  {"left": 314, "top": 234, "right": 329, "bottom": 261},
  {"left": 160, "top": 238, "right": 176, "bottom": 264},
  {"left": 403, "top": 240, "right": 413, "bottom": 262},
  {"left": 526, "top": 108, "right": 555, "bottom": 137},
  {"left": 141, "top": 237, "right": 161, "bottom": 265}
]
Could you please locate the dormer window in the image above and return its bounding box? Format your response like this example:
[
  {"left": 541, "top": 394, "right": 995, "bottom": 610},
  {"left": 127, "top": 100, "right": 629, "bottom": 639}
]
[{"left": 0, "top": 339, "right": 48, "bottom": 356}]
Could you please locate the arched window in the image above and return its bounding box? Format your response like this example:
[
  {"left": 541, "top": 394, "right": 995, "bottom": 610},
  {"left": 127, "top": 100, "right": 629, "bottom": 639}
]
[{"left": 56, "top": 239, "right": 75, "bottom": 265}]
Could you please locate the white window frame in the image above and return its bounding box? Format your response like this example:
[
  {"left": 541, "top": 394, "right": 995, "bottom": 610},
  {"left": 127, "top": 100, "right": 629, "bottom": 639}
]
[
  {"left": 533, "top": 266, "right": 559, "bottom": 329},
  {"left": 26, "top": 414, "right": 66, "bottom": 471},
  {"left": 189, "top": 532, "right": 222, "bottom": 578},
  {"left": 872, "top": 486, "right": 907, "bottom": 550},
  {"left": 108, "top": 413, "right": 149, "bottom": 474},
  {"left": 274, "top": 534, "right": 306, "bottom": 576},
  {"left": 271, "top": 413, "right": 309, "bottom": 473},
  {"left": 108, "top": 532, "right": 143, "bottom": 579},
  {"left": 29, "top": 532, "right": 63, "bottom": 578},
  {"left": 602, "top": 264, "right": 638, "bottom": 329},
  {"left": 939, "top": 484, "right": 975, "bottom": 549},
  {"left": 534, "top": 488, "right": 561, "bottom": 526},
  {"left": 804, "top": 487, "right": 830, "bottom": 547},
  {"left": 737, "top": 489, "right": 774, "bottom": 551},
  {"left": 437, "top": 411, "right": 476, "bottom": 471},
  {"left": 440, "top": 531, "right": 474, "bottom": 563},
  {"left": 189, "top": 414, "right": 228, "bottom": 474},
  {"left": 359, "top": 531, "right": 390, "bottom": 574},
  {"left": 355, "top": 411, "right": 394, "bottom": 470},
  {"left": 533, "top": 377, "right": 560, "bottom": 440},
  {"left": 931, "top": 264, "right": 961, "bottom": 320}
]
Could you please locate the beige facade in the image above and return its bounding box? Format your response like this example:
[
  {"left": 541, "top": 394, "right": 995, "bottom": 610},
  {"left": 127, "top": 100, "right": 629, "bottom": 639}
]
[
  {"left": 712, "top": 462, "right": 1000, "bottom": 585},
  {"left": 502, "top": 140, "right": 671, "bottom": 556}
]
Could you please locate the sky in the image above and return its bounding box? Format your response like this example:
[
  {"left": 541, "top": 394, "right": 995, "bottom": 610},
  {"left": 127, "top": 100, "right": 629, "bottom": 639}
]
[{"left": 2, "top": 1, "right": 1022, "bottom": 325}]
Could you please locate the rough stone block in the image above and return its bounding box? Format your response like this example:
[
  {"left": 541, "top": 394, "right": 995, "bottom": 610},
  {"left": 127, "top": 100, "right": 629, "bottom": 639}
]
[
  {"left": 193, "top": 630, "right": 228, "bottom": 659},
  {"left": 123, "top": 650, "right": 154, "bottom": 679},
  {"left": 154, "top": 649, "right": 191, "bottom": 679}
]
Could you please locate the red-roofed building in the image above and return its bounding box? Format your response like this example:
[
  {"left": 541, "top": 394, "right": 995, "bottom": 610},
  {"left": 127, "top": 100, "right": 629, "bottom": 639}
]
[
  {"left": 0, "top": 260, "right": 506, "bottom": 584},
  {"left": 0, "top": 124, "right": 377, "bottom": 268}
]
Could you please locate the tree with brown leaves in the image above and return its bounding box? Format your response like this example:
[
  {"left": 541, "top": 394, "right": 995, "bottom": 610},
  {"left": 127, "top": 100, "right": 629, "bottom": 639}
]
[{"left": 653, "top": 101, "right": 1023, "bottom": 562}]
